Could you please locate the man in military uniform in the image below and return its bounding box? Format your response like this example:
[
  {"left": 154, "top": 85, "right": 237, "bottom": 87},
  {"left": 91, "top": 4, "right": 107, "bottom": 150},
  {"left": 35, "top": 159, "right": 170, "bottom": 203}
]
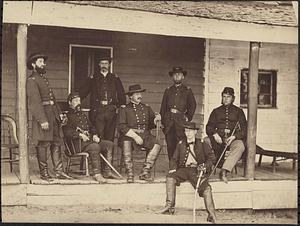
[
  {"left": 118, "top": 84, "right": 162, "bottom": 183},
  {"left": 204, "top": 87, "right": 247, "bottom": 183},
  {"left": 159, "top": 121, "right": 217, "bottom": 224},
  {"left": 26, "top": 53, "right": 72, "bottom": 181},
  {"left": 79, "top": 56, "right": 126, "bottom": 142},
  {"left": 62, "top": 92, "right": 119, "bottom": 183},
  {"left": 160, "top": 66, "right": 197, "bottom": 162}
]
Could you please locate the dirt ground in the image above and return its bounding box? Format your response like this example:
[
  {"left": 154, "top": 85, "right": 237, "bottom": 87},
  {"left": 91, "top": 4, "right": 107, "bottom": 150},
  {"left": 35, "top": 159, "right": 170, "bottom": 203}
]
[{"left": 1, "top": 204, "right": 297, "bottom": 224}]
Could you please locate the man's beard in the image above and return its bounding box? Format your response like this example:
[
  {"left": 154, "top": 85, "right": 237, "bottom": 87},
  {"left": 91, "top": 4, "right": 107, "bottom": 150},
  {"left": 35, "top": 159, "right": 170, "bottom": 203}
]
[
  {"left": 75, "top": 104, "right": 81, "bottom": 112},
  {"left": 100, "top": 67, "right": 108, "bottom": 72},
  {"left": 36, "top": 66, "right": 46, "bottom": 74},
  {"left": 174, "top": 80, "right": 182, "bottom": 84}
]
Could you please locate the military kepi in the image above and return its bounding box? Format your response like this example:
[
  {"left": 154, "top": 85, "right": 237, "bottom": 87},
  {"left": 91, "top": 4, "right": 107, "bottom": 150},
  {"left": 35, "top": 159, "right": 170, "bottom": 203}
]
[
  {"left": 169, "top": 66, "right": 187, "bottom": 76},
  {"left": 98, "top": 56, "right": 112, "bottom": 63},
  {"left": 182, "top": 121, "right": 199, "bottom": 130},
  {"left": 67, "top": 91, "right": 80, "bottom": 102},
  {"left": 125, "top": 84, "right": 146, "bottom": 95},
  {"left": 27, "top": 53, "right": 48, "bottom": 70},
  {"left": 221, "top": 87, "right": 235, "bottom": 96}
]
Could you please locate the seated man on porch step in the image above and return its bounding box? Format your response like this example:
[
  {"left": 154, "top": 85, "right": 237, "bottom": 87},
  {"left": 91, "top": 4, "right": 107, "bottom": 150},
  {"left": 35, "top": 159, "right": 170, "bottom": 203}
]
[
  {"left": 204, "top": 87, "right": 247, "bottom": 183},
  {"left": 62, "top": 92, "right": 119, "bottom": 183},
  {"left": 159, "top": 121, "right": 217, "bottom": 224},
  {"left": 118, "top": 84, "right": 162, "bottom": 183}
]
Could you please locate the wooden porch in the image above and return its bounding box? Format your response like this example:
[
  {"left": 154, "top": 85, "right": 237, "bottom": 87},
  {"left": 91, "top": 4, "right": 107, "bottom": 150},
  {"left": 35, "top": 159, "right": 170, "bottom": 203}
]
[{"left": 2, "top": 156, "right": 297, "bottom": 209}]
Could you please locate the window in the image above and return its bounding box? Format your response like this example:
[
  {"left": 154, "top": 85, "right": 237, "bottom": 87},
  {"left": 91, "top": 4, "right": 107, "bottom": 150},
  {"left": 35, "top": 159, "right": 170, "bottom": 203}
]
[{"left": 240, "top": 69, "right": 277, "bottom": 108}]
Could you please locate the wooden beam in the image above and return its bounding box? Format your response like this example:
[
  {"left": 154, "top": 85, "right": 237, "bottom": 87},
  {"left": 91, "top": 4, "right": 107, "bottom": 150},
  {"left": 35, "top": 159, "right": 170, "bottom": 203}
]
[
  {"left": 3, "top": 1, "right": 298, "bottom": 44},
  {"left": 17, "top": 24, "right": 29, "bottom": 184},
  {"left": 245, "top": 42, "right": 260, "bottom": 180},
  {"left": 292, "top": 1, "right": 298, "bottom": 25}
]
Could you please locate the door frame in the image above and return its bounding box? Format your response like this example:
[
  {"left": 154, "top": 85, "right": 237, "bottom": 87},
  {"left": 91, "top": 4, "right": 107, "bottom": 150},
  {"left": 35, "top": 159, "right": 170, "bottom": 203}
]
[{"left": 68, "top": 44, "right": 113, "bottom": 93}]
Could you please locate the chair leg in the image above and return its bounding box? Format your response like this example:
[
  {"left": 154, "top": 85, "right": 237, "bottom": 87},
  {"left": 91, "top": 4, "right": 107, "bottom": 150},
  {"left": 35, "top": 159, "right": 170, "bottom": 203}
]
[
  {"left": 272, "top": 157, "right": 276, "bottom": 173},
  {"left": 9, "top": 148, "right": 13, "bottom": 173},
  {"left": 66, "top": 158, "right": 71, "bottom": 174},
  {"left": 85, "top": 156, "right": 89, "bottom": 176},
  {"left": 258, "top": 154, "right": 262, "bottom": 167},
  {"left": 80, "top": 156, "right": 84, "bottom": 171},
  {"left": 292, "top": 159, "right": 296, "bottom": 170},
  {"left": 234, "top": 165, "right": 238, "bottom": 174}
]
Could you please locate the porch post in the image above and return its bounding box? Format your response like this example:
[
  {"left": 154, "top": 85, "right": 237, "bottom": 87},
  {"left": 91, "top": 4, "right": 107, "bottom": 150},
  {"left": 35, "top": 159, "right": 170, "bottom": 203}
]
[
  {"left": 17, "top": 24, "right": 29, "bottom": 183},
  {"left": 245, "top": 42, "right": 260, "bottom": 180}
]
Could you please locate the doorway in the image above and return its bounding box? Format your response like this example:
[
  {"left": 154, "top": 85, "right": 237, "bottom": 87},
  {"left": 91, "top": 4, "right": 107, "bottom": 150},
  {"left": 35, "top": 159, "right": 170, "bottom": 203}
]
[{"left": 68, "top": 44, "right": 113, "bottom": 110}]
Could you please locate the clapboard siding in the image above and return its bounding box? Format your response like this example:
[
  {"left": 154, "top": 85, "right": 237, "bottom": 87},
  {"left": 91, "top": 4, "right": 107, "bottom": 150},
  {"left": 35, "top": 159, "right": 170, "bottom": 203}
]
[
  {"left": 206, "top": 39, "right": 298, "bottom": 153},
  {"left": 0, "top": 25, "right": 205, "bottom": 155}
]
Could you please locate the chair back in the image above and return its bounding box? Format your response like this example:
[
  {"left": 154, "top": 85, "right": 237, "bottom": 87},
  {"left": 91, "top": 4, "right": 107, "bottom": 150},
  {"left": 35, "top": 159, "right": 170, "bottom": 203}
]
[
  {"left": 1, "top": 115, "right": 19, "bottom": 146},
  {"left": 63, "top": 138, "right": 82, "bottom": 157}
]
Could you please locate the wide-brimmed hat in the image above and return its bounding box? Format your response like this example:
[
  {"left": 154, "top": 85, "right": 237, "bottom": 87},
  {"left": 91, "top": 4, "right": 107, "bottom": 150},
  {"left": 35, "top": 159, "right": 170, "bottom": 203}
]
[
  {"left": 169, "top": 66, "right": 187, "bottom": 77},
  {"left": 183, "top": 121, "right": 199, "bottom": 130},
  {"left": 27, "top": 53, "right": 48, "bottom": 70},
  {"left": 98, "top": 56, "right": 113, "bottom": 63},
  {"left": 67, "top": 91, "right": 80, "bottom": 102},
  {"left": 125, "top": 84, "right": 146, "bottom": 95},
  {"left": 221, "top": 87, "right": 235, "bottom": 96}
]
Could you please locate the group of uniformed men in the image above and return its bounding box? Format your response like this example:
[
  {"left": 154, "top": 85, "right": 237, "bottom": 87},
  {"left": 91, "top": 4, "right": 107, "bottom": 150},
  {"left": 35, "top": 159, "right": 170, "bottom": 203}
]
[{"left": 26, "top": 52, "right": 247, "bottom": 224}]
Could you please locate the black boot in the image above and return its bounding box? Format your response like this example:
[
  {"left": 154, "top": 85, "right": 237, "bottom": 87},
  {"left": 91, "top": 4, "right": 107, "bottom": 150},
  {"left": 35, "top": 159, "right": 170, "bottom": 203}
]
[
  {"left": 50, "top": 145, "right": 73, "bottom": 179},
  {"left": 102, "top": 142, "right": 120, "bottom": 179},
  {"left": 158, "top": 177, "right": 176, "bottom": 214},
  {"left": 139, "top": 144, "right": 161, "bottom": 181},
  {"left": 123, "top": 141, "right": 134, "bottom": 183},
  {"left": 219, "top": 169, "right": 228, "bottom": 183},
  {"left": 36, "top": 146, "right": 53, "bottom": 181},
  {"left": 203, "top": 186, "right": 217, "bottom": 224}
]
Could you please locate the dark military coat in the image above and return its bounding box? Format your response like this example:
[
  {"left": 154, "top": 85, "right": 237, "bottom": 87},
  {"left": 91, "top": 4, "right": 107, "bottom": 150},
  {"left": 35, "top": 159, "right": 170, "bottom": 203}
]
[
  {"left": 26, "top": 72, "right": 62, "bottom": 145},
  {"left": 206, "top": 104, "right": 247, "bottom": 140},
  {"left": 160, "top": 84, "right": 196, "bottom": 134},
  {"left": 118, "top": 102, "right": 158, "bottom": 150},
  {"left": 62, "top": 108, "right": 98, "bottom": 153},
  {"left": 169, "top": 138, "right": 216, "bottom": 173},
  {"left": 79, "top": 72, "right": 126, "bottom": 122}
]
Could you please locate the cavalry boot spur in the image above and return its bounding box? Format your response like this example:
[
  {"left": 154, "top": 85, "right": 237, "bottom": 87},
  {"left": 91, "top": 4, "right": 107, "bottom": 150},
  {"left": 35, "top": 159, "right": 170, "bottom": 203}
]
[
  {"left": 50, "top": 145, "right": 73, "bottom": 179},
  {"left": 36, "top": 146, "right": 53, "bottom": 181},
  {"left": 158, "top": 177, "right": 176, "bottom": 214},
  {"left": 123, "top": 141, "right": 134, "bottom": 183},
  {"left": 139, "top": 144, "right": 161, "bottom": 181},
  {"left": 219, "top": 168, "right": 228, "bottom": 183},
  {"left": 203, "top": 186, "right": 217, "bottom": 224}
]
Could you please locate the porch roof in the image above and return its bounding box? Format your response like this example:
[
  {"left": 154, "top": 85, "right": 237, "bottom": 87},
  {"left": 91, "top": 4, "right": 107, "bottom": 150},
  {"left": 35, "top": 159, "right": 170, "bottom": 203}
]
[
  {"left": 3, "top": 1, "right": 298, "bottom": 44},
  {"left": 61, "top": 1, "right": 297, "bottom": 27}
]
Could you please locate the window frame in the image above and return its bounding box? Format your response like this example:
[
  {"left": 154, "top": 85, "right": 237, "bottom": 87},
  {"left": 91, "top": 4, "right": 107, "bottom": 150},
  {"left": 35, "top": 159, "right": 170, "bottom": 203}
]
[{"left": 240, "top": 68, "right": 277, "bottom": 109}]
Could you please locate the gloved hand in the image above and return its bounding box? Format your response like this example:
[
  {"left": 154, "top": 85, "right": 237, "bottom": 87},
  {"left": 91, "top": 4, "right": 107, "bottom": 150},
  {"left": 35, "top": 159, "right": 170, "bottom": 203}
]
[
  {"left": 79, "top": 133, "right": 90, "bottom": 142},
  {"left": 213, "top": 133, "right": 222, "bottom": 144},
  {"left": 40, "top": 121, "right": 49, "bottom": 130},
  {"left": 168, "top": 169, "right": 176, "bottom": 174},
  {"left": 92, "top": 135, "right": 101, "bottom": 143},
  {"left": 154, "top": 113, "right": 161, "bottom": 125},
  {"left": 60, "top": 114, "right": 68, "bottom": 126},
  {"left": 198, "top": 163, "right": 207, "bottom": 173},
  {"left": 125, "top": 129, "right": 144, "bottom": 145}
]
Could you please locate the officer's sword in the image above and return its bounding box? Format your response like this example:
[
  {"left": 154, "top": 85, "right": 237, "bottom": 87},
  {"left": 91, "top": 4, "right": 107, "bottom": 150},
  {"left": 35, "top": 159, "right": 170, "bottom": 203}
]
[
  {"left": 193, "top": 167, "right": 204, "bottom": 223},
  {"left": 76, "top": 127, "right": 124, "bottom": 179}
]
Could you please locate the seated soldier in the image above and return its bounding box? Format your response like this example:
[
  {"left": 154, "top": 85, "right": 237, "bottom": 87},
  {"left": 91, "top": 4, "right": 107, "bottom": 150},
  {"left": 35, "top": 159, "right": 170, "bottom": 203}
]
[
  {"left": 159, "top": 121, "right": 217, "bottom": 224},
  {"left": 204, "top": 87, "right": 247, "bottom": 183},
  {"left": 118, "top": 84, "right": 162, "bottom": 183},
  {"left": 62, "top": 92, "right": 119, "bottom": 183}
]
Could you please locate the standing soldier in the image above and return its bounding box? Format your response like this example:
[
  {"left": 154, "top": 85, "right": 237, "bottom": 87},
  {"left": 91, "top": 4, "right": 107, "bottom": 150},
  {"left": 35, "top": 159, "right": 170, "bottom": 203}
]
[
  {"left": 26, "top": 53, "right": 72, "bottom": 181},
  {"left": 118, "top": 84, "right": 162, "bottom": 183},
  {"left": 159, "top": 121, "right": 217, "bottom": 224},
  {"left": 79, "top": 56, "right": 126, "bottom": 142},
  {"left": 62, "top": 92, "right": 119, "bottom": 182},
  {"left": 160, "top": 66, "right": 197, "bottom": 162},
  {"left": 204, "top": 87, "right": 247, "bottom": 183}
]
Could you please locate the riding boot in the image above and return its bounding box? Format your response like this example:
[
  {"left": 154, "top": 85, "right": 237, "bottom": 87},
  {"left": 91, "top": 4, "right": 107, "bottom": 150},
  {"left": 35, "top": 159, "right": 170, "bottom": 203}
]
[
  {"left": 139, "top": 144, "right": 161, "bottom": 181},
  {"left": 36, "top": 146, "right": 53, "bottom": 181},
  {"left": 123, "top": 141, "right": 134, "bottom": 183},
  {"left": 158, "top": 177, "right": 176, "bottom": 214},
  {"left": 219, "top": 168, "right": 228, "bottom": 183},
  {"left": 102, "top": 144, "right": 119, "bottom": 179},
  {"left": 203, "top": 186, "right": 217, "bottom": 224},
  {"left": 50, "top": 145, "right": 73, "bottom": 179}
]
